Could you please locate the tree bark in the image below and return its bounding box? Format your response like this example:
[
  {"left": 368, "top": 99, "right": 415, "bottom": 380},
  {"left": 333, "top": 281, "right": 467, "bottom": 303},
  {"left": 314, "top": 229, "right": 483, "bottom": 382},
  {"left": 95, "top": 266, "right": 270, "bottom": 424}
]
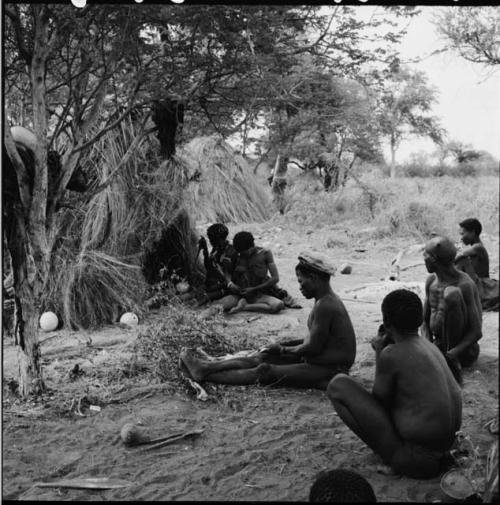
[
  {"left": 4, "top": 208, "right": 44, "bottom": 396},
  {"left": 390, "top": 134, "right": 397, "bottom": 178},
  {"left": 9, "top": 5, "right": 52, "bottom": 397}
]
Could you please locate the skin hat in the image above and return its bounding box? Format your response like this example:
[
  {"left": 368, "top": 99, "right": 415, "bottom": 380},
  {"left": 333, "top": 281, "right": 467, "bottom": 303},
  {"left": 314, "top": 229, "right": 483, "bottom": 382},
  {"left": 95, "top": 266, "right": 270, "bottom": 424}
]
[{"left": 298, "top": 252, "right": 336, "bottom": 276}]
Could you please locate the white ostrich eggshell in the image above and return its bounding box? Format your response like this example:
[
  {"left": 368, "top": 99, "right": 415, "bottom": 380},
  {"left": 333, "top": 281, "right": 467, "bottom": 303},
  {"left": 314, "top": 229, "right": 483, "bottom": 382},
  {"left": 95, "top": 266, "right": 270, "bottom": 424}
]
[
  {"left": 39, "top": 311, "right": 58, "bottom": 332},
  {"left": 176, "top": 282, "right": 190, "bottom": 294},
  {"left": 120, "top": 312, "right": 139, "bottom": 326}
]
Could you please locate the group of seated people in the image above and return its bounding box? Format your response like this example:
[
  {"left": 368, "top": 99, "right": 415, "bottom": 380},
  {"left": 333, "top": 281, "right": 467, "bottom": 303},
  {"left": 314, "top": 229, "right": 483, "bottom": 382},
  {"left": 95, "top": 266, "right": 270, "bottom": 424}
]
[
  {"left": 180, "top": 218, "right": 496, "bottom": 481},
  {"left": 197, "top": 223, "right": 300, "bottom": 313}
]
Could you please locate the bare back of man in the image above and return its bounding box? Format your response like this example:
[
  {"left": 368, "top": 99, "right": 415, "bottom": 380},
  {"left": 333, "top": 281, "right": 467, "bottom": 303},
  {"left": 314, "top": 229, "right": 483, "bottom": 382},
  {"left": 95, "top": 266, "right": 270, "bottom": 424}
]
[{"left": 328, "top": 289, "right": 462, "bottom": 479}]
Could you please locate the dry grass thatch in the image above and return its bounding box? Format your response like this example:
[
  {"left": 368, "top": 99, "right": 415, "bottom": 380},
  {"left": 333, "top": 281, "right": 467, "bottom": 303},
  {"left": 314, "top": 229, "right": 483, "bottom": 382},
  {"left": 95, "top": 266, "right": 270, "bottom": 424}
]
[
  {"left": 178, "top": 136, "right": 272, "bottom": 223},
  {"left": 60, "top": 250, "right": 146, "bottom": 330},
  {"left": 44, "top": 119, "right": 201, "bottom": 328}
]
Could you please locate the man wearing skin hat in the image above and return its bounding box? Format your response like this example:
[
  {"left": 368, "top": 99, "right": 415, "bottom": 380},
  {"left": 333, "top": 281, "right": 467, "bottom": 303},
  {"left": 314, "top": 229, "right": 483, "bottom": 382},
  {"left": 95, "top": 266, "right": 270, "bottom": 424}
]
[{"left": 179, "top": 252, "right": 356, "bottom": 389}]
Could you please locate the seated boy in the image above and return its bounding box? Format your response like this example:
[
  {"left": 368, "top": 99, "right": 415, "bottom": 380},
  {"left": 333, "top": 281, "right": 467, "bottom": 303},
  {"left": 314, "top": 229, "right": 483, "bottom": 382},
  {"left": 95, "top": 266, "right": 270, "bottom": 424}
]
[
  {"left": 179, "top": 253, "right": 356, "bottom": 389},
  {"left": 327, "top": 289, "right": 462, "bottom": 479},
  {"left": 455, "top": 218, "right": 498, "bottom": 311}
]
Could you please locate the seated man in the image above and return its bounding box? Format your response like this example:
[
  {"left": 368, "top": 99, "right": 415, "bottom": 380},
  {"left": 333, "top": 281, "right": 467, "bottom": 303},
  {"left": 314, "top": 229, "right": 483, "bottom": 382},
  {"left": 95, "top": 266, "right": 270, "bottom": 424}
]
[
  {"left": 455, "top": 218, "right": 499, "bottom": 311},
  {"left": 197, "top": 223, "right": 238, "bottom": 304},
  {"left": 179, "top": 253, "right": 356, "bottom": 389},
  {"left": 219, "top": 231, "right": 286, "bottom": 314},
  {"left": 423, "top": 236, "right": 482, "bottom": 371},
  {"left": 327, "top": 289, "right": 462, "bottom": 479}
]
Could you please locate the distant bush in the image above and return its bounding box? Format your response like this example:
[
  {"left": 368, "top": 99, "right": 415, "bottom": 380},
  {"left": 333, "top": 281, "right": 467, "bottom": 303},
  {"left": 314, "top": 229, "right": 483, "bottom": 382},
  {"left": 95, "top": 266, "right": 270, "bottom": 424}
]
[{"left": 400, "top": 155, "right": 498, "bottom": 179}]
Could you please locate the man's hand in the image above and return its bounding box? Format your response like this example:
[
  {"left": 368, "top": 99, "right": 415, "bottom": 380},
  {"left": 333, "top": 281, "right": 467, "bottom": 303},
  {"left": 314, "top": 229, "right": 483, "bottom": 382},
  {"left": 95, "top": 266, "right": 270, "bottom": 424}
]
[
  {"left": 198, "top": 236, "right": 208, "bottom": 251},
  {"left": 261, "top": 343, "right": 282, "bottom": 355},
  {"left": 241, "top": 287, "right": 256, "bottom": 297},
  {"left": 370, "top": 325, "right": 394, "bottom": 354}
]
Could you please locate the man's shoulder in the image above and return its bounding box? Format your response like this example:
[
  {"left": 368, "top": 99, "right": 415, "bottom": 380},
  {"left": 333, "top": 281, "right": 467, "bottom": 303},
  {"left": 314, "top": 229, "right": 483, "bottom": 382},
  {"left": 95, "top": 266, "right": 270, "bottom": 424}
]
[
  {"left": 315, "top": 293, "right": 345, "bottom": 313},
  {"left": 472, "top": 243, "right": 489, "bottom": 255},
  {"left": 255, "top": 246, "right": 271, "bottom": 254},
  {"left": 457, "top": 270, "right": 477, "bottom": 288},
  {"left": 254, "top": 247, "right": 274, "bottom": 260}
]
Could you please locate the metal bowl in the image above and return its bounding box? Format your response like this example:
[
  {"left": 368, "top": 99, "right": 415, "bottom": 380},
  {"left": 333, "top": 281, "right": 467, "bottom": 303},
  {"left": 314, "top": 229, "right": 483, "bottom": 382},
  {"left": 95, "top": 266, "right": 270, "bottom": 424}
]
[{"left": 440, "top": 469, "right": 474, "bottom": 500}]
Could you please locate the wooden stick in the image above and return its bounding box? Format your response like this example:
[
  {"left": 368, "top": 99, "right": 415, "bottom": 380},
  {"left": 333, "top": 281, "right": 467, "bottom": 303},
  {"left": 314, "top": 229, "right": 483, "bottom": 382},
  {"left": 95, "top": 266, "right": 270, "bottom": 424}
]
[
  {"left": 400, "top": 262, "right": 423, "bottom": 272},
  {"left": 341, "top": 297, "right": 377, "bottom": 304},
  {"left": 137, "top": 429, "right": 204, "bottom": 452}
]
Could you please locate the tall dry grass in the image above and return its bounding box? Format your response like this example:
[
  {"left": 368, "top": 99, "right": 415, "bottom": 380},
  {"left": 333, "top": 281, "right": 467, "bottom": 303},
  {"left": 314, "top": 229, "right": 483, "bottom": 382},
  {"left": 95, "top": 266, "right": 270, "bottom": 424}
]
[{"left": 284, "top": 171, "right": 499, "bottom": 241}]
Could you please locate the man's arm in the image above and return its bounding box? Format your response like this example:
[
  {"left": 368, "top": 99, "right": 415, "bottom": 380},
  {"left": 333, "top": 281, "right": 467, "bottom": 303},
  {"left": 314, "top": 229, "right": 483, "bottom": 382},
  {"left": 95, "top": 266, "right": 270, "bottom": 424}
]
[
  {"left": 447, "top": 280, "right": 482, "bottom": 358},
  {"left": 421, "top": 274, "right": 434, "bottom": 341},
  {"left": 282, "top": 303, "right": 332, "bottom": 358},
  {"left": 372, "top": 347, "right": 396, "bottom": 408},
  {"left": 455, "top": 244, "right": 480, "bottom": 262}
]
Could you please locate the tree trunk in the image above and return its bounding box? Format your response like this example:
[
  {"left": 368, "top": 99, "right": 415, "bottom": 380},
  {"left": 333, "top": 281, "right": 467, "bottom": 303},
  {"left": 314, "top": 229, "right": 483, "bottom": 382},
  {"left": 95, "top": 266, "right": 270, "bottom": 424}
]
[
  {"left": 390, "top": 135, "right": 397, "bottom": 178},
  {"left": 16, "top": 298, "right": 44, "bottom": 397},
  {"left": 4, "top": 208, "right": 44, "bottom": 396},
  {"left": 271, "top": 154, "right": 288, "bottom": 214},
  {"left": 151, "top": 98, "right": 184, "bottom": 159}
]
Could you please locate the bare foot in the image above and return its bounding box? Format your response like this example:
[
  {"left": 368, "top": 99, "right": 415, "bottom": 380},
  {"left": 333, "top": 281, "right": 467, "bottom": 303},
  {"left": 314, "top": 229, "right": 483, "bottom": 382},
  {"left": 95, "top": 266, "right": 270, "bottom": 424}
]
[
  {"left": 376, "top": 464, "right": 397, "bottom": 476},
  {"left": 179, "top": 348, "right": 209, "bottom": 382},
  {"left": 228, "top": 298, "right": 247, "bottom": 314}
]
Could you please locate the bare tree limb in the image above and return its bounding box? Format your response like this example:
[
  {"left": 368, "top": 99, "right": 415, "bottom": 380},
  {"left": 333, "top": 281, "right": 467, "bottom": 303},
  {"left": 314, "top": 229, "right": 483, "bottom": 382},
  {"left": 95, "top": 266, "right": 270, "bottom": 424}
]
[
  {"left": 3, "top": 118, "right": 32, "bottom": 214},
  {"left": 29, "top": 5, "right": 51, "bottom": 246}
]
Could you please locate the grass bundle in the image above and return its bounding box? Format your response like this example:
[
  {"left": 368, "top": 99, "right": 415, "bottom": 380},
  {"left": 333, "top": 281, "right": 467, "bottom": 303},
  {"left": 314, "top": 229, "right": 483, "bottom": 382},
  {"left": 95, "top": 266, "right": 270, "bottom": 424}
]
[
  {"left": 178, "top": 136, "right": 272, "bottom": 223},
  {"left": 133, "top": 304, "right": 250, "bottom": 385},
  {"left": 61, "top": 250, "right": 146, "bottom": 329}
]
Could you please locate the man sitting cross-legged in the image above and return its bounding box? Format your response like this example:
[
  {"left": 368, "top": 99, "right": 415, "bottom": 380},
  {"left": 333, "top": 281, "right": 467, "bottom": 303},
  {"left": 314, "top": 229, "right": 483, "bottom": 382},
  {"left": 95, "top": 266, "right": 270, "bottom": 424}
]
[
  {"left": 455, "top": 217, "right": 499, "bottom": 311},
  {"left": 219, "top": 231, "right": 285, "bottom": 314},
  {"left": 180, "top": 253, "right": 356, "bottom": 389},
  {"left": 327, "top": 289, "right": 462, "bottom": 479},
  {"left": 423, "top": 236, "right": 482, "bottom": 375}
]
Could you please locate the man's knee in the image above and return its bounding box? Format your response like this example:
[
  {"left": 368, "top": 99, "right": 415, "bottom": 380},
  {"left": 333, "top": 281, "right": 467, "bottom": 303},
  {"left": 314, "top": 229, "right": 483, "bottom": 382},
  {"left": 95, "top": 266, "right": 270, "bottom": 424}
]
[
  {"left": 256, "top": 363, "right": 275, "bottom": 384},
  {"left": 221, "top": 295, "right": 239, "bottom": 312},
  {"left": 326, "top": 373, "right": 351, "bottom": 401},
  {"left": 269, "top": 299, "right": 285, "bottom": 313},
  {"left": 459, "top": 342, "right": 480, "bottom": 368}
]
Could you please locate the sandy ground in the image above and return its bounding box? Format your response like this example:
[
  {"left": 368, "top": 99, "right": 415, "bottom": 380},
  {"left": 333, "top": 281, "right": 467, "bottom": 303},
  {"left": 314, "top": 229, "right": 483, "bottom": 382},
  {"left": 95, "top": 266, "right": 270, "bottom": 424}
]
[{"left": 2, "top": 221, "right": 498, "bottom": 502}]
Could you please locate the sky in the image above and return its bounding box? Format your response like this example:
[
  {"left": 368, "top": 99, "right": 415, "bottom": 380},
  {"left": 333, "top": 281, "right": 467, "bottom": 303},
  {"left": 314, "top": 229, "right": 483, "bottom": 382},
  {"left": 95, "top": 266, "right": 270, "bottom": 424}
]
[{"left": 370, "top": 6, "right": 500, "bottom": 162}]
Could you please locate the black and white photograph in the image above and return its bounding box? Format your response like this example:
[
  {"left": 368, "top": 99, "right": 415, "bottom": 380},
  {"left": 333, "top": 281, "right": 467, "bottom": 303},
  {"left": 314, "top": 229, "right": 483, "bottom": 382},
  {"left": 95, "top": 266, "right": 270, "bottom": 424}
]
[{"left": 2, "top": 2, "right": 499, "bottom": 502}]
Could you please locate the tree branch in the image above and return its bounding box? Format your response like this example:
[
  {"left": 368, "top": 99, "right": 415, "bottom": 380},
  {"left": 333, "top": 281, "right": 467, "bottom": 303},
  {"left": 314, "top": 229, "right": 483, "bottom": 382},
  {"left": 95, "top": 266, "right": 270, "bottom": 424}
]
[
  {"left": 5, "top": 5, "right": 32, "bottom": 66},
  {"left": 3, "top": 119, "right": 32, "bottom": 214}
]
